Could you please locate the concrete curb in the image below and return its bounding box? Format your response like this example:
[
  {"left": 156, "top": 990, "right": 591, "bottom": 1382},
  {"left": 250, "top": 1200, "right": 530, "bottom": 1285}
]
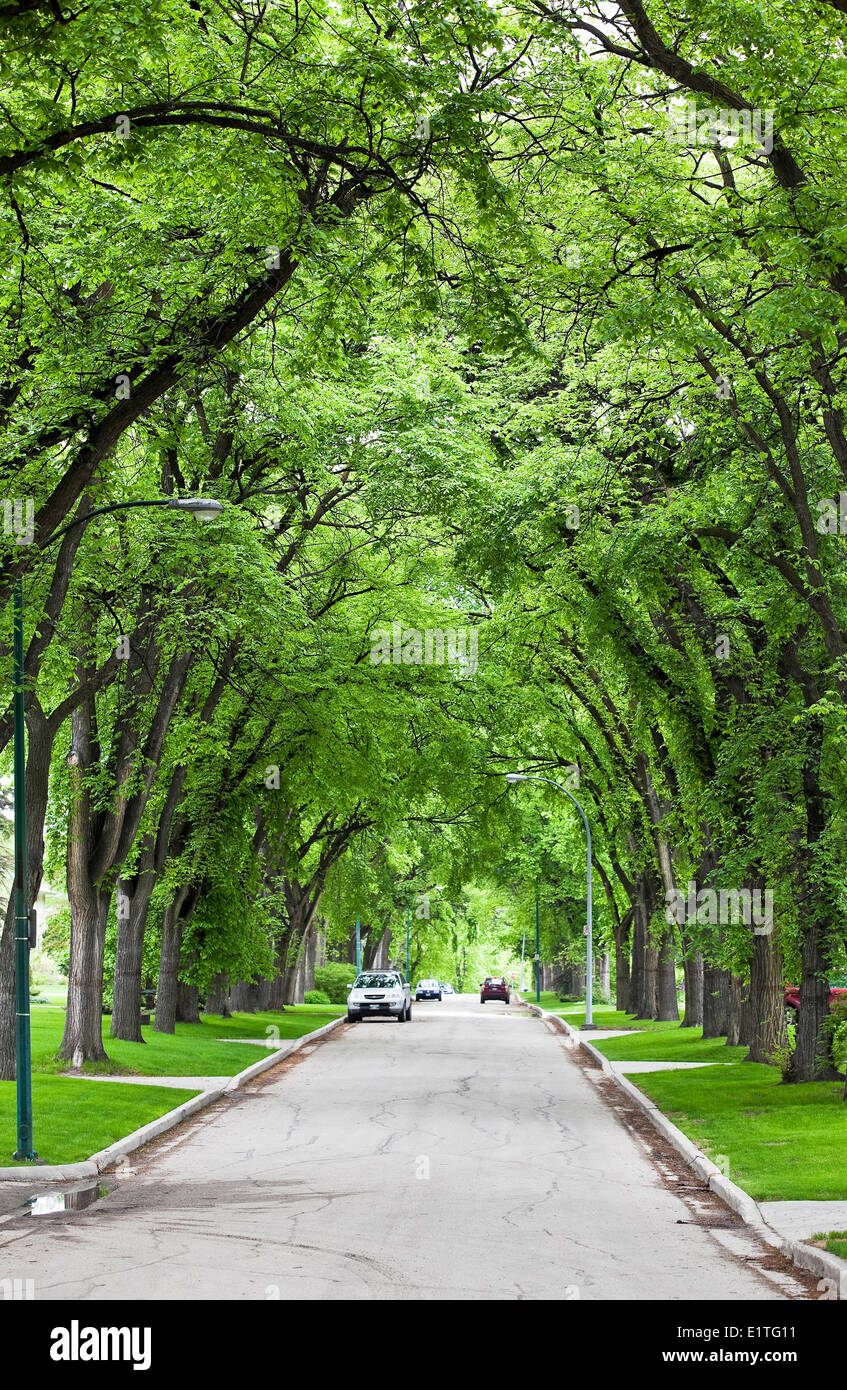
[
  {"left": 518, "top": 995, "right": 847, "bottom": 1298},
  {"left": 0, "top": 1013, "right": 347, "bottom": 1184}
]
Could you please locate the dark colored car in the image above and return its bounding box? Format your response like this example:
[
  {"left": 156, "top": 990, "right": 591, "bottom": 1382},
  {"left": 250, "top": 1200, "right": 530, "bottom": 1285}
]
[
  {"left": 480, "top": 976, "right": 510, "bottom": 1004},
  {"left": 415, "top": 978, "right": 442, "bottom": 1001}
]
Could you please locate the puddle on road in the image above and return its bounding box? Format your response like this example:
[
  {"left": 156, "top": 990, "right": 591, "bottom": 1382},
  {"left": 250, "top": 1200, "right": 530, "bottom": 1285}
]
[{"left": 24, "top": 1182, "right": 111, "bottom": 1216}]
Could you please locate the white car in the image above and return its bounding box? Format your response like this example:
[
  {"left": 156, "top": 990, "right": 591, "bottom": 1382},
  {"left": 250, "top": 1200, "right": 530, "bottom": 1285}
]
[{"left": 347, "top": 971, "right": 412, "bottom": 1023}]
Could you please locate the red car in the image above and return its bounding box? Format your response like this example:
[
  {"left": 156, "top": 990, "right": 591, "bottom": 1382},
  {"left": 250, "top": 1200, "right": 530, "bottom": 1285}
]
[
  {"left": 480, "top": 976, "right": 510, "bottom": 1004},
  {"left": 784, "top": 983, "right": 847, "bottom": 1023}
]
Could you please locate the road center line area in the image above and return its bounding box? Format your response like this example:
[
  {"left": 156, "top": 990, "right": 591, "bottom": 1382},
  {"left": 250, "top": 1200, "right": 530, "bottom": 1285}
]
[{"left": 0, "top": 999, "right": 814, "bottom": 1301}]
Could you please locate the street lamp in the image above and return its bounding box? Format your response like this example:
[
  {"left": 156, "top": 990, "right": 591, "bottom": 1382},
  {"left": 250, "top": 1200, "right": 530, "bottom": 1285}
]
[
  {"left": 10, "top": 494, "right": 223, "bottom": 1160},
  {"left": 505, "top": 772, "right": 596, "bottom": 1030}
]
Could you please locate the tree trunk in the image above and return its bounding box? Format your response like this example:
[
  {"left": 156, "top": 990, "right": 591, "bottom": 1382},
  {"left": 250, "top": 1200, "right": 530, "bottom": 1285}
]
[
  {"left": 0, "top": 702, "right": 58, "bottom": 1078},
  {"left": 110, "top": 865, "right": 155, "bottom": 1042},
  {"left": 229, "top": 980, "right": 258, "bottom": 1012},
  {"left": 681, "top": 949, "right": 703, "bottom": 1028},
  {"left": 204, "top": 971, "right": 231, "bottom": 1017},
  {"left": 283, "top": 946, "right": 306, "bottom": 1005},
  {"left": 738, "top": 976, "right": 754, "bottom": 1048},
  {"left": 656, "top": 925, "right": 679, "bottom": 1021},
  {"left": 726, "top": 974, "right": 744, "bottom": 1046},
  {"left": 786, "top": 919, "right": 839, "bottom": 1081},
  {"left": 60, "top": 885, "right": 110, "bottom": 1063},
  {"left": 788, "top": 713, "right": 841, "bottom": 1081},
  {"left": 628, "top": 880, "right": 646, "bottom": 1018},
  {"left": 615, "top": 936, "right": 631, "bottom": 1012},
  {"left": 641, "top": 939, "right": 659, "bottom": 1020},
  {"left": 154, "top": 908, "right": 182, "bottom": 1035},
  {"left": 303, "top": 925, "right": 319, "bottom": 993},
  {"left": 176, "top": 982, "right": 200, "bottom": 1024},
  {"left": 702, "top": 963, "right": 731, "bottom": 1038}
]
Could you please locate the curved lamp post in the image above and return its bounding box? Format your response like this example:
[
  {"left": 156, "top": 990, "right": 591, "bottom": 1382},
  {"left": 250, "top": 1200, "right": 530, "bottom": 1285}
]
[
  {"left": 505, "top": 772, "right": 596, "bottom": 1030},
  {"left": 11, "top": 496, "right": 223, "bottom": 1160}
]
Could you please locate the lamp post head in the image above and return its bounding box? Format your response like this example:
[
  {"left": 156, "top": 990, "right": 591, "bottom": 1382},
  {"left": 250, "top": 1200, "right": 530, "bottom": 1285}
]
[
  {"left": 167, "top": 498, "right": 224, "bottom": 521},
  {"left": 505, "top": 773, "right": 529, "bottom": 783}
]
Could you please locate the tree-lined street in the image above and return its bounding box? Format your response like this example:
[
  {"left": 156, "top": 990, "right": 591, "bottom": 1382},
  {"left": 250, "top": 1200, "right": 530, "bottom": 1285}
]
[
  {"left": 1, "top": 0, "right": 847, "bottom": 1332},
  {"left": 0, "top": 1001, "right": 808, "bottom": 1300}
]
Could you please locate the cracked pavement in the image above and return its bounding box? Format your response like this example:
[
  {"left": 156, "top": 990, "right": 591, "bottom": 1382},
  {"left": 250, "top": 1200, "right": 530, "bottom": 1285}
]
[{"left": 0, "top": 996, "right": 810, "bottom": 1300}]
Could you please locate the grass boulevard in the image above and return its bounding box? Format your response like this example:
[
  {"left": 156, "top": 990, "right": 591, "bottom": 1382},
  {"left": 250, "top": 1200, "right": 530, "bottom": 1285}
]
[
  {"left": 0, "top": 1001, "right": 343, "bottom": 1165},
  {"left": 535, "top": 995, "right": 847, "bottom": 1203}
]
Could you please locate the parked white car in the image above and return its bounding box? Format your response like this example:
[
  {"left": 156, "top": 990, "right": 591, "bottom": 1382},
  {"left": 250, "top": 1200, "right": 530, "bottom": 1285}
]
[{"left": 347, "top": 971, "right": 412, "bottom": 1023}]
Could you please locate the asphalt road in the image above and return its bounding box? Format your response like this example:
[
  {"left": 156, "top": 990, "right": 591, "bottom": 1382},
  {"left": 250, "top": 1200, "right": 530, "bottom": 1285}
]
[{"left": 0, "top": 995, "right": 806, "bottom": 1300}]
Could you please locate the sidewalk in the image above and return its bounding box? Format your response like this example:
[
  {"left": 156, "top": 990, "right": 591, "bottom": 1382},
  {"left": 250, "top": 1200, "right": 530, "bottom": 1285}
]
[
  {"left": 61, "top": 1074, "right": 231, "bottom": 1089},
  {"left": 519, "top": 994, "right": 847, "bottom": 1295}
]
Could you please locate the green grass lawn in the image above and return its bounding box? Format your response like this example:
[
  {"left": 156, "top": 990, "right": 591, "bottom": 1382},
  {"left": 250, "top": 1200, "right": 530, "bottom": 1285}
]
[
  {"left": 812, "top": 1230, "right": 847, "bottom": 1259},
  {"left": 634, "top": 1064, "right": 847, "bottom": 1201},
  {"left": 29, "top": 1003, "right": 344, "bottom": 1077},
  {"left": 527, "top": 992, "right": 687, "bottom": 1033},
  {"left": 1, "top": 1003, "right": 344, "bottom": 1166},
  {"left": 0, "top": 1075, "right": 199, "bottom": 1166},
  {"left": 593, "top": 1028, "right": 748, "bottom": 1064}
]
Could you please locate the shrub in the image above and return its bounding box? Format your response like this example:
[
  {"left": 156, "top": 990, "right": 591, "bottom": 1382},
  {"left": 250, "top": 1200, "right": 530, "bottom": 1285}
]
[
  {"left": 822, "top": 998, "right": 847, "bottom": 1074},
  {"left": 304, "top": 989, "right": 331, "bottom": 1005},
  {"left": 314, "top": 962, "right": 358, "bottom": 1003}
]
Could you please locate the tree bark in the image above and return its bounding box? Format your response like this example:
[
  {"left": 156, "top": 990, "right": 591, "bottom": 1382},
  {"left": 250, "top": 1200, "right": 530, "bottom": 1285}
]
[
  {"left": 0, "top": 702, "right": 53, "bottom": 1077},
  {"left": 656, "top": 925, "right": 679, "bottom": 1021},
  {"left": 787, "top": 712, "right": 841, "bottom": 1080},
  {"left": 628, "top": 875, "right": 647, "bottom": 1018},
  {"left": 176, "top": 982, "right": 200, "bottom": 1024},
  {"left": 154, "top": 907, "right": 182, "bottom": 1035},
  {"left": 785, "top": 918, "right": 840, "bottom": 1081},
  {"left": 110, "top": 860, "right": 156, "bottom": 1042},
  {"left": 744, "top": 927, "right": 788, "bottom": 1063},
  {"left": 204, "top": 971, "right": 231, "bottom": 1017},
  {"left": 681, "top": 949, "right": 703, "bottom": 1028},
  {"left": 60, "top": 884, "right": 110, "bottom": 1063},
  {"left": 61, "top": 694, "right": 112, "bottom": 1063},
  {"left": 614, "top": 936, "right": 631, "bottom": 1012},
  {"left": 702, "top": 963, "right": 732, "bottom": 1038},
  {"left": 726, "top": 974, "right": 744, "bottom": 1046}
]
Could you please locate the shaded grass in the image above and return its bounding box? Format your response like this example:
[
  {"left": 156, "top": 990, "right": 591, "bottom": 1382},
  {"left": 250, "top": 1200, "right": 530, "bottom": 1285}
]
[
  {"left": 634, "top": 1063, "right": 847, "bottom": 1201},
  {"left": 528, "top": 993, "right": 683, "bottom": 1033},
  {"left": 30, "top": 1005, "right": 343, "bottom": 1077},
  {"left": 593, "top": 1028, "right": 747, "bottom": 1065},
  {"left": 0, "top": 1075, "right": 198, "bottom": 1166}
]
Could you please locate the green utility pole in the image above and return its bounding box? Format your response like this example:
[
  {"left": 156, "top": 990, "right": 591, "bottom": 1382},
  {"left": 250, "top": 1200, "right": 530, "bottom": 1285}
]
[
  {"left": 405, "top": 905, "right": 410, "bottom": 982},
  {"left": 535, "top": 888, "right": 541, "bottom": 1004},
  {"left": 12, "top": 577, "right": 35, "bottom": 1161},
  {"left": 505, "top": 773, "right": 595, "bottom": 1029},
  {"left": 356, "top": 917, "right": 361, "bottom": 974}
]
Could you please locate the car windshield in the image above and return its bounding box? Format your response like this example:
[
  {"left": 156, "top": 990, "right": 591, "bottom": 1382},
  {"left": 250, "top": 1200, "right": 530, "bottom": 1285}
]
[{"left": 355, "top": 974, "right": 399, "bottom": 988}]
